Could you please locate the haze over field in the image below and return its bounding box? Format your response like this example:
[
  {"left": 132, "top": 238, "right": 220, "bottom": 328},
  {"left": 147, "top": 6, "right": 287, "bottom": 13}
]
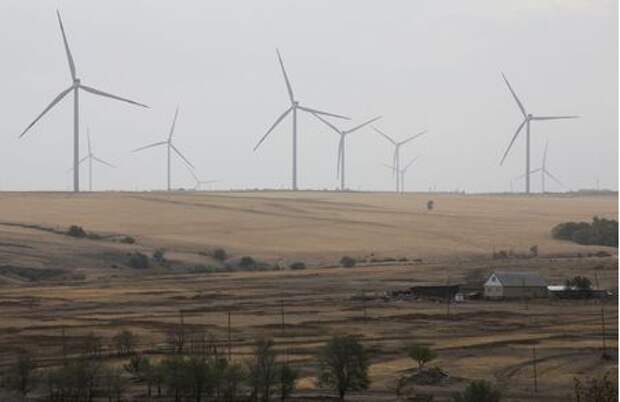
[{"left": 1, "top": 0, "right": 617, "bottom": 192}]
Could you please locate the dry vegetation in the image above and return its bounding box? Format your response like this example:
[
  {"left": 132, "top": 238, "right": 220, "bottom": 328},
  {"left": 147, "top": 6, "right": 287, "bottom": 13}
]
[{"left": 0, "top": 191, "right": 616, "bottom": 401}]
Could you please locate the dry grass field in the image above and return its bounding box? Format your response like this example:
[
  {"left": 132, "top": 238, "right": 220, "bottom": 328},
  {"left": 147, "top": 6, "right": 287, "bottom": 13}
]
[{"left": 0, "top": 191, "right": 616, "bottom": 401}]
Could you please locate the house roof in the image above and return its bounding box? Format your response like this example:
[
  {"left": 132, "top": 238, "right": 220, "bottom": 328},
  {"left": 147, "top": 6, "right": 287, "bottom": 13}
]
[{"left": 490, "top": 272, "right": 547, "bottom": 287}]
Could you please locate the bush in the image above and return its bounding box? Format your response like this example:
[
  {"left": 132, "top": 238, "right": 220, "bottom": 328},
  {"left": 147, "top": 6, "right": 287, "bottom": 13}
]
[
  {"left": 340, "top": 256, "right": 357, "bottom": 268},
  {"left": 453, "top": 380, "right": 502, "bottom": 402},
  {"left": 67, "top": 225, "right": 87, "bottom": 238},
  {"left": 565, "top": 276, "right": 593, "bottom": 291},
  {"left": 573, "top": 371, "right": 618, "bottom": 402},
  {"left": 290, "top": 261, "right": 306, "bottom": 270},
  {"left": 239, "top": 256, "right": 257, "bottom": 270},
  {"left": 152, "top": 248, "right": 167, "bottom": 263},
  {"left": 212, "top": 248, "right": 228, "bottom": 261},
  {"left": 407, "top": 344, "right": 437, "bottom": 369},
  {"left": 552, "top": 217, "right": 618, "bottom": 247},
  {"left": 120, "top": 236, "right": 136, "bottom": 244},
  {"left": 318, "top": 335, "right": 370, "bottom": 400},
  {"left": 427, "top": 200, "right": 434, "bottom": 211},
  {"left": 128, "top": 252, "right": 150, "bottom": 269}
]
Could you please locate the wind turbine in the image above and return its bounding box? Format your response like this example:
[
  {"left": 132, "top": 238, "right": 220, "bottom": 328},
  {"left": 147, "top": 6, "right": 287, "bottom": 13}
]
[
  {"left": 373, "top": 126, "right": 427, "bottom": 192},
  {"left": 253, "top": 49, "right": 350, "bottom": 191},
  {"left": 69, "top": 128, "right": 115, "bottom": 191},
  {"left": 133, "top": 107, "right": 194, "bottom": 191},
  {"left": 499, "top": 73, "right": 578, "bottom": 194},
  {"left": 188, "top": 169, "right": 218, "bottom": 191},
  {"left": 513, "top": 141, "right": 565, "bottom": 193},
  {"left": 311, "top": 114, "right": 382, "bottom": 191},
  {"left": 19, "top": 10, "right": 148, "bottom": 192},
  {"left": 383, "top": 156, "right": 420, "bottom": 194}
]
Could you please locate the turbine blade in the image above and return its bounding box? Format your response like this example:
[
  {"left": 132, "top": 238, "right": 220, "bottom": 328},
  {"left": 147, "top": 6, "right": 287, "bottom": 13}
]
[
  {"left": 311, "top": 112, "right": 342, "bottom": 135},
  {"left": 336, "top": 136, "right": 343, "bottom": 178},
  {"left": 254, "top": 107, "right": 292, "bottom": 151},
  {"left": 276, "top": 49, "right": 295, "bottom": 103},
  {"left": 132, "top": 140, "right": 167, "bottom": 153},
  {"left": 513, "top": 168, "right": 541, "bottom": 181},
  {"left": 372, "top": 126, "right": 396, "bottom": 145},
  {"left": 398, "top": 130, "right": 427, "bottom": 146},
  {"left": 501, "top": 72, "right": 527, "bottom": 117},
  {"left": 67, "top": 155, "right": 89, "bottom": 172},
  {"left": 168, "top": 106, "right": 180, "bottom": 140},
  {"left": 344, "top": 116, "right": 382, "bottom": 134},
  {"left": 499, "top": 119, "right": 527, "bottom": 165},
  {"left": 171, "top": 143, "right": 194, "bottom": 169},
  {"left": 531, "top": 115, "right": 580, "bottom": 121},
  {"left": 56, "top": 10, "right": 76, "bottom": 80},
  {"left": 80, "top": 85, "right": 148, "bottom": 108},
  {"left": 19, "top": 86, "right": 73, "bottom": 138},
  {"left": 404, "top": 155, "right": 420, "bottom": 171},
  {"left": 297, "top": 105, "right": 349, "bottom": 120},
  {"left": 545, "top": 170, "right": 565, "bottom": 187},
  {"left": 93, "top": 156, "right": 115, "bottom": 168}
]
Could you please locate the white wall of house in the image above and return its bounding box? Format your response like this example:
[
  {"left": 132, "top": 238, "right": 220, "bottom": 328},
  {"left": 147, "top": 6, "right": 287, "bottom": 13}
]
[{"left": 484, "top": 273, "right": 503, "bottom": 298}]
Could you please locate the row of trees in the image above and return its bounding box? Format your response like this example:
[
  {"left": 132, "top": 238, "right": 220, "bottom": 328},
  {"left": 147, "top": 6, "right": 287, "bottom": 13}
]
[{"left": 552, "top": 216, "right": 618, "bottom": 247}]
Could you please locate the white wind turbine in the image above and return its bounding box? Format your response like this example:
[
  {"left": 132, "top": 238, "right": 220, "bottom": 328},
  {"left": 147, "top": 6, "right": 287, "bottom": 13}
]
[
  {"left": 253, "top": 49, "right": 350, "bottom": 191},
  {"left": 133, "top": 107, "right": 194, "bottom": 191},
  {"left": 188, "top": 169, "right": 218, "bottom": 191},
  {"left": 19, "top": 10, "right": 148, "bottom": 192},
  {"left": 500, "top": 73, "right": 579, "bottom": 194},
  {"left": 513, "top": 141, "right": 565, "bottom": 193},
  {"left": 69, "top": 128, "right": 115, "bottom": 192},
  {"left": 311, "top": 114, "right": 382, "bottom": 191},
  {"left": 383, "top": 156, "right": 420, "bottom": 194},
  {"left": 373, "top": 126, "right": 427, "bottom": 193}
]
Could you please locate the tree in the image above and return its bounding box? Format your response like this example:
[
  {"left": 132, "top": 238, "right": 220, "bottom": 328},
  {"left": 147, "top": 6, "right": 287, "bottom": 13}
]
[
  {"left": 453, "top": 380, "right": 502, "bottom": 402},
  {"left": 427, "top": 200, "right": 434, "bottom": 211},
  {"left": 101, "top": 366, "right": 128, "bottom": 402},
  {"left": 278, "top": 363, "right": 298, "bottom": 401},
  {"left": 113, "top": 329, "right": 137, "bottom": 356},
  {"left": 82, "top": 331, "right": 104, "bottom": 359},
  {"left": 4, "top": 350, "right": 39, "bottom": 401},
  {"left": 317, "top": 335, "right": 370, "bottom": 400},
  {"left": 573, "top": 371, "right": 618, "bottom": 402},
  {"left": 565, "top": 276, "right": 593, "bottom": 291},
  {"left": 161, "top": 355, "right": 188, "bottom": 402},
  {"left": 222, "top": 363, "right": 245, "bottom": 402},
  {"left": 407, "top": 344, "right": 437, "bottom": 369},
  {"left": 247, "top": 338, "right": 279, "bottom": 402}
]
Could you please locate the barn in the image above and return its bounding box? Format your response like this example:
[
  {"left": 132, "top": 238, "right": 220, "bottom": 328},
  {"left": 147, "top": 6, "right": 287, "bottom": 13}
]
[{"left": 484, "top": 272, "right": 547, "bottom": 299}]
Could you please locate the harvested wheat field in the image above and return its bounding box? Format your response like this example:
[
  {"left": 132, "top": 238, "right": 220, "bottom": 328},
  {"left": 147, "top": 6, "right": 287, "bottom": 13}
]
[{"left": 0, "top": 191, "right": 617, "bottom": 402}]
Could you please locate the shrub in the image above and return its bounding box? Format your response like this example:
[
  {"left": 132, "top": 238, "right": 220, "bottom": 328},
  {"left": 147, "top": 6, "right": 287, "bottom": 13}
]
[
  {"left": 318, "top": 335, "right": 370, "bottom": 400},
  {"left": 407, "top": 344, "right": 437, "bottom": 369},
  {"left": 120, "top": 236, "right": 136, "bottom": 244},
  {"left": 340, "top": 256, "right": 357, "bottom": 268},
  {"left": 113, "top": 329, "right": 138, "bottom": 356},
  {"left": 128, "top": 252, "right": 150, "bottom": 269},
  {"left": 67, "top": 225, "right": 87, "bottom": 238},
  {"left": 212, "top": 248, "right": 228, "bottom": 261},
  {"left": 453, "top": 380, "right": 502, "bottom": 402},
  {"left": 290, "top": 261, "right": 306, "bottom": 270},
  {"left": 565, "top": 276, "right": 593, "bottom": 291},
  {"left": 152, "top": 248, "right": 167, "bottom": 263},
  {"left": 427, "top": 200, "right": 434, "bottom": 211},
  {"left": 239, "top": 256, "right": 257, "bottom": 270},
  {"left": 573, "top": 371, "right": 618, "bottom": 402}
]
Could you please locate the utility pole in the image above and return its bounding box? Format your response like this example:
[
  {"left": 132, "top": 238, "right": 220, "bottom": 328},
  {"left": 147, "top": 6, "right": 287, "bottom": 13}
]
[
  {"left": 601, "top": 305, "right": 608, "bottom": 358},
  {"left": 281, "top": 298, "right": 288, "bottom": 362},
  {"left": 445, "top": 272, "right": 451, "bottom": 318},
  {"left": 227, "top": 311, "right": 232, "bottom": 362},
  {"left": 532, "top": 343, "right": 538, "bottom": 393}
]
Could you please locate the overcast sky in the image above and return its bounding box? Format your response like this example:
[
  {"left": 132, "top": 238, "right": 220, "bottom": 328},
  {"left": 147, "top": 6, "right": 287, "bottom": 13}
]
[{"left": 1, "top": 0, "right": 617, "bottom": 192}]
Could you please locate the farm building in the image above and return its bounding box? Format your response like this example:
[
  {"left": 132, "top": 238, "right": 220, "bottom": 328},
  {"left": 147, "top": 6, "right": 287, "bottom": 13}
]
[{"left": 484, "top": 272, "right": 547, "bottom": 299}]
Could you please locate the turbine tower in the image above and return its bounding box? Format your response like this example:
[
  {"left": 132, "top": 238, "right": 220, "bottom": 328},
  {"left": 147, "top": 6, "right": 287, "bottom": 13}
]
[
  {"left": 373, "top": 126, "right": 426, "bottom": 193},
  {"left": 133, "top": 107, "right": 194, "bottom": 191},
  {"left": 311, "top": 114, "right": 382, "bottom": 191},
  {"left": 500, "top": 73, "right": 578, "bottom": 194},
  {"left": 383, "top": 156, "right": 420, "bottom": 194},
  {"left": 19, "top": 10, "right": 148, "bottom": 192},
  {"left": 70, "top": 128, "right": 115, "bottom": 191},
  {"left": 253, "top": 49, "right": 349, "bottom": 191},
  {"left": 513, "top": 141, "right": 564, "bottom": 193}
]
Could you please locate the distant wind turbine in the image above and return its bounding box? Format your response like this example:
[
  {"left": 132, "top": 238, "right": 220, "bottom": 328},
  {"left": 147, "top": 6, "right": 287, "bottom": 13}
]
[
  {"left": 253, "top": 49, "right": 350, "bottom": 191},
  {"left": 513, "top": 141, "right": 564, "bottom": 193},
  {"left": 499, "top": 73, "right": 578, "bottom": 194},
  {"left": 383, "top": 156, "right": 420, "bottom": 194},
  {"left": 311, "top": 114, "right": 382, "bottom": 191},
  {"left": 133, "top": 107, "right": 194, "bottom": 191},
  {"left": 68, "top": 128, "right": 115, "bottom": 192},
  {"left": 373, "top": 126, "right": 427, "bottom": 192},
  {"left": 188, "top": 168, "right": 218, "bottom": 191},
  {"left": 19, "top": 10, "right": 148, "bottom": 193}
]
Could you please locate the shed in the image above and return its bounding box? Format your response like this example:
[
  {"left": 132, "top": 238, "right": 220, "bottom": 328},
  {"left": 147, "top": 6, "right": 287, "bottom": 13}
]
[{"left": 484, "top": 272, "right": 547, "bottom": 299}]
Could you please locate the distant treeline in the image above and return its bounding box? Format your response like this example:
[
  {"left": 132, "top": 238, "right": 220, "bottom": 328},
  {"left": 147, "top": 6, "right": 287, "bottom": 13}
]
[{"left": 552, "top": 217, "right": 618, "bottom": 248}]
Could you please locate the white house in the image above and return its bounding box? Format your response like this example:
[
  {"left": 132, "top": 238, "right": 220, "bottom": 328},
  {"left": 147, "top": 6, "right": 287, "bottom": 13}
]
[{"left": 484, "top": 272, "right": 547, "bottom": 299}]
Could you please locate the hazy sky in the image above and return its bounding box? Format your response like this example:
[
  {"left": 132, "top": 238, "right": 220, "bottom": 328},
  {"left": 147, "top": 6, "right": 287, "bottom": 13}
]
[{"left": 1, "top": 0, "right": 617, "bottom": 192}]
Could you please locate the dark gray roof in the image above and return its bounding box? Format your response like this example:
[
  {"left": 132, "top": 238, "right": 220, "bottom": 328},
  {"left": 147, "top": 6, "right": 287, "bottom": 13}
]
[{"left": 492, "top": 272, "right": 547, "bottom": 287}]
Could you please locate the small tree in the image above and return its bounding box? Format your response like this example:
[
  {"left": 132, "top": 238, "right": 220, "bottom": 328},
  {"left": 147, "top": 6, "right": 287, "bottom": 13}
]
[
  {"left": 565, "top": 276, "right": 593, "bottom": 291},
  {"left": 427, "top": 200, "right": 434, "bottom": 211},
  {"left": 212, "top": 248, "right": 228, "bottom": 261},
  {"left": 453, "top": 380, "right": 502, "bottom": 402},
  {"left": 278, "top": 363, "right": 298, "bottom": 401},
  {"left": 82, "top": 331, "right": 104, "bottom": 359},
  {"left": 340, "top": 256, "right": 357, "bottom": 268},
  {"left": 113, "top": 329, "right": 137, "bottom": 356},
  {"left": 247, "top": 338, "right": 279, "bottom": 402},
  {"left": 4, "top": 350, "right": 39, "bottom": 401},
  {"left": 317, "top": 335, "right": 370, "bottom": 400},
  {"left": 153, "top": 248, "right": 167, "bottom": 263},
  {"left": 573, "top": 371, "right": 618, "bottom": 402},
  {"left": 407, "top": 344, "right": 437, "bottom": 369},
  {"left": 222, "top": 363, "right": 245, "bottom": 402}
]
